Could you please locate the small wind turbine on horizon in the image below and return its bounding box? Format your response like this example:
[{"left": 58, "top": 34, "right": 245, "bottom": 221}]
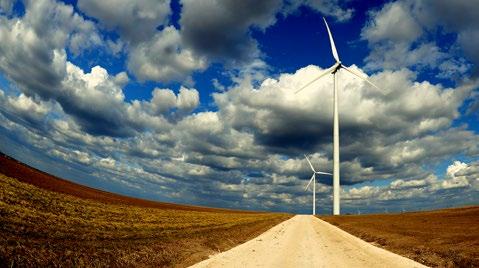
[
  {"left": 296, "top": 18, "right": 383, "bottom": 215},
  {"left": 304, "top": 154, "right": 332, "bottom": 215}
]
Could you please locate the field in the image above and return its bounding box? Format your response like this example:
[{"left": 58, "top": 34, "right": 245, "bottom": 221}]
[
  {"left": 0, "top": 154, "right": 291, "bottom": 267},
  {"left": 320, "top": 207, "right": 479, "bottom": 267},
  {"left": 0, "top": 153, "right": 248, "bottom": 213}
]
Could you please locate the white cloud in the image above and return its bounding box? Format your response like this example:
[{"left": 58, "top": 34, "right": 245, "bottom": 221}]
[
  {"left": 113, "top": 72, "right": 129, "bottom": 87},
  {"left": 49, "top": 148, "right": 92, "bottom": 165},
  {"left": 0, "top": 13, "right": 67, "bottom": 98},
  {"left": 0, "top": 0, "right": 107, "bottom": 100},
  {"left": 343, "top": 161, "right": 478, "bottom": 205},
  {"left": 447, "top": 161, "right": 468, "bottom": 178},
  {"left": 127, "top": 26, "right": 207, "bottom": 82},
  {"left": 362, "top": 1, "right": 421, "bottom": 44},
  {"left": 0, "top": 0, "right": 477, "bottom": 213},
  {"left": 390, "top": 176, "right": 435, "bottom": 189},
  {"left": 55, "top": 62, "right": 170, "bottom": 136},
  {"left": 5, "top": 94, "right": 49, "bottom": 122},
  {"left": 0, "top": 0, "right": 13, "bottom": 14},
  {"left": 443, "top": 160, "right": 479, "bottom": 190},
  {"left": 24, "top": 0, "right": 102, "bottom": 55},
  {"left": 440, "top": 176, "right": 469, "bottom": 190},
  {"left": 177, "top": 87, "right": 199, "bottom": 112},
  {"left": 148, "top": 88, "right": 177, "bottom": 115},
  {"left": 98, "top": 157, "right": 116, "bottom": 169},
  {"left": 361, "top": 0, "right": 479, "bottom": 76},
  {"left": 283, "top": 0, "right": 353, "bottom": 22},
  {"left": 213, "top": 65, "right": 479, "bottom": 184},
  {"left": 363, "top": 42, "right": 447, "bottom": 72},
  {"left": 77, "top": 0, "right": 171, "bottom": 43},
  {"left": 133, "top": 86, "right": 200, "bottom": 121},
  {"left": 180, "top": 0, "right": 281, "bottom": 63}
]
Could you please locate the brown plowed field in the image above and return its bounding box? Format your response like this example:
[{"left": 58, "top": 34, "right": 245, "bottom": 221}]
[
  {"left": 0, "top": 153, "right": 291, "bottom": 267},
  {"left": 320, "top": 207, "right": 479, "bottom": 267}
]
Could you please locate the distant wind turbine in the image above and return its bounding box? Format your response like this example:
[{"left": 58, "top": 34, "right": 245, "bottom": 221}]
[
  {"left": 296, "top": 18, "right": 383, "bottom": 215},
  {"left": 304, "top": 155, "right": 332, "bottom": 215}
]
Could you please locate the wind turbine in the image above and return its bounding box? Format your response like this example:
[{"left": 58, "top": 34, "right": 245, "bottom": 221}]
[
  {"left": 304, "top": 155, "right": 332, "bottom": 215},
  {"left": 296, "top": 18, "right": 382, "bottom": 215}
]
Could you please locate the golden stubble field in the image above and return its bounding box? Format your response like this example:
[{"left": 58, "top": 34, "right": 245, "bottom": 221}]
[
  {"left": 0, "top": 174, "right": 291, "bottom": 267},
  {"left": 320, "top": 206, "right": 479, "bottom": 267}
]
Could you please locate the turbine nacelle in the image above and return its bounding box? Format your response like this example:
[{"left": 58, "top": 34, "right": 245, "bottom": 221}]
[{"left": 295, "top": 18, "right": 382, "bottom": 95}]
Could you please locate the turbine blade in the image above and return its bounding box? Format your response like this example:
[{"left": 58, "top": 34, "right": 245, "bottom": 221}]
[
  {"left": 323, "top": 17, "right": 340, "bottom": 63},
  {"left": 304, "top": 154, "right": 316, "bottom": 173},
  {"left": 305, "top": 174, "right": 315, "bottom": 191},
  {"left": 295, "top": 63, "right": 338, "bottom": 94},
  {"left": 342, "top": 65, "right": 381, "bottom": 91},
  {"left": 316, "top": 171, "right": 333, "bottom": 176}
]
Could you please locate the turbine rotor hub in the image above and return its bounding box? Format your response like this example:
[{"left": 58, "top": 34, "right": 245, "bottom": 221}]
[{"left": 332, "top": 63, "right": 342, "bottom": 74}]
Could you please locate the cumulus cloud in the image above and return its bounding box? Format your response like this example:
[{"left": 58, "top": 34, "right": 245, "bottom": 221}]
[
  {"left": 76, "top": 0, "right": 208, "bottom": 83},
  {"left": 77, "top": 0, "right": 171, "bottom": 44},
  {"left": 283, "top": 0, "right": 353, "bottom": 22},
  {"left": 342, "top": 159, "right": 479, "bottom": 212},
  {"left": 0, "top": 0, "right": 131, "bottom": 135},
  {"left": 0, "top": 0, "right": 477, "bottom": 213},
  {"left": 0, "top": 0, "right": 179, "bottom": 137},
  {"left": 76, "top": 0, "right": 209, "bottom": 83},
  {"left": 443, "top": 161, "right": 479, "bottom": 190},
  {"left": 180, "top": 0, "right": 282, "bottom": 64},
  {"left": 50, "top": 148, "right": 92, "bottom": 165},
  {"left": 98, "top": 157, "right": 116, "bottom": 169},
  {"left": 176, "top": 87, "right": 200, "bottom": 112},
  {"left": 0, "top": 1, "right": 67, "bottom": 98},
  {"left": 60, "top": 63, "right": 137, "bottom": 136},
  {"left": 127, "top": 26, "right": 207, "bottom": 82},
  {"left": 362, "top": 2, "right": 421, "bottom": 44},
  {"left": 79, "top": 0, "right": 355, "bottom": 83},
  {"left": 148, "top": 88, "right": 177, "bottom": 115},
  {"left": 2, "top": 58, "right": 171, "bottom": 137},
  {"left": 361, "top": 0, "right": 478, "bottom": 78},
  {"left": 2, "top": 55, "right": 478, "bottom": 213},
  {"left": 140, "top": 86, "right": 200, "bottom": 118},
  {"left": 0, "top": 0, "right": 13, "bottom": 14},
  {"left": 213, "top": 65, "right": 479, "bottom": 184},
  {"left": 0, "top": 90, "right": 55, "bottom": 129}
]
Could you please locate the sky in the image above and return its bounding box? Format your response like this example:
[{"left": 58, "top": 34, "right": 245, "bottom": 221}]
[{"left": 0, "top": 0, "right": 478, "bottom": 214}]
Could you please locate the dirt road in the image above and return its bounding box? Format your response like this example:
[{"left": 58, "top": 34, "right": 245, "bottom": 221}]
[{"left": 191, "top": 215, "right": 427, "bottom": 267}]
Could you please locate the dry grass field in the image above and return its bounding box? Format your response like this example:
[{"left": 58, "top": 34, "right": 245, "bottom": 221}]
[
  {"left": 0, "top": 154, "right": 291, "bottom": 267},
  {"left": 0, "top": 153, "right": 250, "bottom": 213},
  {"left": 320, "top": 207, "right": 479, "bottom": 267}
]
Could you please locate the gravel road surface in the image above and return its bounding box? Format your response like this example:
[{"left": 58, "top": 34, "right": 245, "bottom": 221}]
[{"left": 190, "top": 215, "right": 427, "bottom": 268}]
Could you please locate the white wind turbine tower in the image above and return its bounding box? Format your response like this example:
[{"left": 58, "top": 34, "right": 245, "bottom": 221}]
[
  {"left": 304, "top": 155, "right": 332, "bottom": 215},
  {"left": 296, "top": 18, "right": 383, "bottom": 215}
]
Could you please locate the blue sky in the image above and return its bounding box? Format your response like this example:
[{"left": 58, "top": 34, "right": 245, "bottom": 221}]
[{"left": 0, "top": 0, "right": 478, "bottom": 214}]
